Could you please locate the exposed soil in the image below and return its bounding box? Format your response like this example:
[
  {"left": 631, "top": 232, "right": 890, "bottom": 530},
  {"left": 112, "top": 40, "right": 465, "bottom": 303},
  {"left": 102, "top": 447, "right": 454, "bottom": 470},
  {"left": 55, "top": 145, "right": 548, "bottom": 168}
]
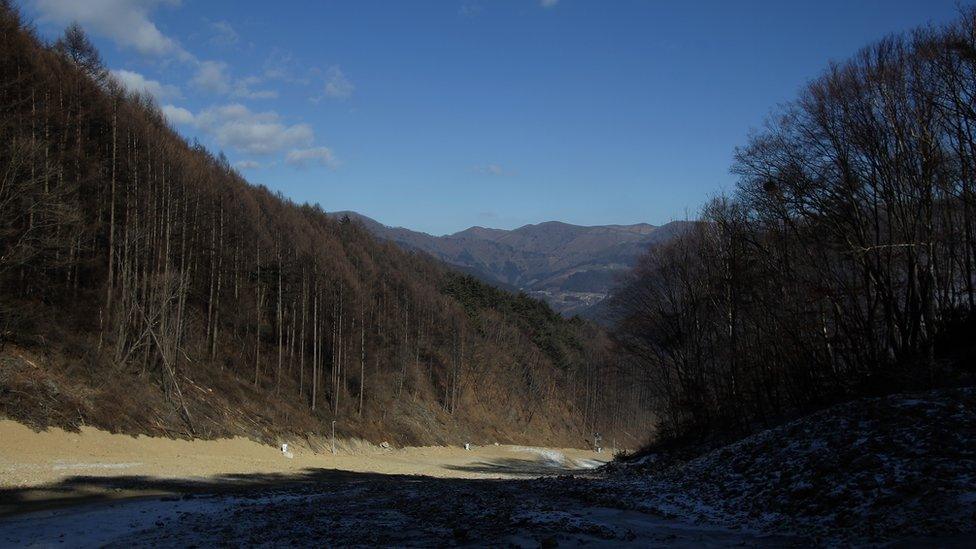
[
  {"left": 0, "top": 419, "right": 608, "bottom": 511},
  {"left": 0, "top": 422, "right": 791, "bottom": 547},
  {"left": 2, "top": 388, "right": 973, "bottom": 546},
  {"left": 0, "top": 421, "right": 785, "bottom": 547}
]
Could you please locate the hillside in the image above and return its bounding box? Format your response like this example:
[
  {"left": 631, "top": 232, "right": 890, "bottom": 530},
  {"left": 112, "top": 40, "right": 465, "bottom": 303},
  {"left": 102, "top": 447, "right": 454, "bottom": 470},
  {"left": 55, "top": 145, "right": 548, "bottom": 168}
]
[
  {"left": 0, "top": 7, "right": 650, "bottom": 448},
  {"left": 330, "top": 211, "right": 692, "bottom": 316},
  {"left": 602, "top": 388, "right": 976, "bottom": 543}
]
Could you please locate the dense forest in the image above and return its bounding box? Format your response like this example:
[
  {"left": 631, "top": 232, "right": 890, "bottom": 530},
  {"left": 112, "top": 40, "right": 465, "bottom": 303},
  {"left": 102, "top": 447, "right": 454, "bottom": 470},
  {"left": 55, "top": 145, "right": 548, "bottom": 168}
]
[
  {"left": 613, "top": 9, "right": 976, "bottom": 443},
  {"left": 0, "top": 3, "right": 653, "bottom": 447}
]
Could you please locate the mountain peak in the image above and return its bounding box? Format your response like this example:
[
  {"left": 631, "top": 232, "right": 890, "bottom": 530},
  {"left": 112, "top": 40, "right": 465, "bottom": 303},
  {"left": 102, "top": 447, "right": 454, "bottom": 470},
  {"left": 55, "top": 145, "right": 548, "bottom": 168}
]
[
  {"left": 333, "top": 210, "right": 688, "bottom": 318},
  {"left": 451, "top": 226, "right": 509, "bottom": 240}
]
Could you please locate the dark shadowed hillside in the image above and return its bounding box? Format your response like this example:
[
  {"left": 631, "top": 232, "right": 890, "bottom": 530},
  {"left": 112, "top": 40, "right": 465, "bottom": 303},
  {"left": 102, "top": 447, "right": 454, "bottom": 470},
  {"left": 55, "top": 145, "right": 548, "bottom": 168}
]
[
  {"left": 0, "top": 7, "right": 652, "bottom": 448},
  {"left": 331, "top": 211, "right": 692, "bottom": 317}
]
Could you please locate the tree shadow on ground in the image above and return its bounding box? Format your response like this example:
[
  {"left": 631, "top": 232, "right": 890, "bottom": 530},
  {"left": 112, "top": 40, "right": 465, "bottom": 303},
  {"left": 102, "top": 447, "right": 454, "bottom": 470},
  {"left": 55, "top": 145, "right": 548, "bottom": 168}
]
[
  {"left": 1, "top": 454, "right": 603, "bottom": 517},
  {"left": 0, "top": 468, "right": 579, "bottom": 546},
  {"left": 0, "top": 468, "right": 437, "bottom": 516},
  {"left": 0, "top": 466, "right": 811, "bottom": 548},
  {"left": 442, "top": 457, "right": 599, "bottom": 477}
]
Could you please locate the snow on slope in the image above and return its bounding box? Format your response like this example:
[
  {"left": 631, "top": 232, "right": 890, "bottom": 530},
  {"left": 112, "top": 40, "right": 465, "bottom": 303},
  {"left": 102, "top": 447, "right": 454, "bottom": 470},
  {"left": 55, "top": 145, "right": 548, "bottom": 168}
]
[{"left": 600, "top": 387, "right": 976, "bottom": 543}]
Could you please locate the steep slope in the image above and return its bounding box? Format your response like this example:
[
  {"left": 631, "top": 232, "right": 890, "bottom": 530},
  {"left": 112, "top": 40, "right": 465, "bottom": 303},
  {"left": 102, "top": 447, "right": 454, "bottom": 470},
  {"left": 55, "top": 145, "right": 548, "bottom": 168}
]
[
  {"left": 330, "top": 211, "right": 692, "bottom": 316},
  {"left": 0, "top": 8, "right": 648, "bottom": 447}
]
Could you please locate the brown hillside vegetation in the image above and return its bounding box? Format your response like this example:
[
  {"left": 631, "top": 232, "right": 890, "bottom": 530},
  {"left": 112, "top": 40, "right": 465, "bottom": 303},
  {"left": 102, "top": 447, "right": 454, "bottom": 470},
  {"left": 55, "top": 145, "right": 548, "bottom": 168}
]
[{"left": 0, "top": 3, "right": 651, "bottom": 447}]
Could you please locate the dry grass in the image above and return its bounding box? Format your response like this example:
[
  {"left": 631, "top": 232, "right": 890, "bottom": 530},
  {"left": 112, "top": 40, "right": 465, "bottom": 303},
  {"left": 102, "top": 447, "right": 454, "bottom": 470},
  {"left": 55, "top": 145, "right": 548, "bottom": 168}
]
[{"left": 0, "top": 341, "right": 598, "bottom": 449}]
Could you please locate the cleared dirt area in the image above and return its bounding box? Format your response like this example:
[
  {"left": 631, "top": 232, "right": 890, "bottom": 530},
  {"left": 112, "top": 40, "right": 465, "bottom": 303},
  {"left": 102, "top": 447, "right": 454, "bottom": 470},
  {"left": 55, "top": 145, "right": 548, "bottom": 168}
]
[
  {"left": 0, "top": 420, "right": 798, "bottom": 547},
  {"left": 0, "top": 420, "right": 608, "bottom": 511},
  {"left": 2, "top": 389, "right": 973, "bottom": 547}
]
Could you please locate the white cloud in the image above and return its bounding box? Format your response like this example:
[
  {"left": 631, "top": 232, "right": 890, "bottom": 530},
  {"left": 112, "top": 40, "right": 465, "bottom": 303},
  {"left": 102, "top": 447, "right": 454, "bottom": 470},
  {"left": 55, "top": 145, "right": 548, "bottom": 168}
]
[
  {"left": 33, "top": 0, "right": 193, "bottom": 60},
  {"left": 34, "top": 1, "right": 335, "bottom": 165},
  {"left": 161, "top": 104, "right": 331, "bottom": 161},
  {"left": 209, "top": 20, "right": 239, "bottom": 47},
  {"left": 111, "top": 69, "right": 181, "bottom": 100},
  {"left": 322, "top": 66, "right": 354, "bottom": 100},
  {"left": 459, "top": 1, "right": 482, "bottom": 17},
  {"left": 35, "top": 1, "right": 278, "bottom": 100},
  {"left": 235, "top": 87, "right": 278, "bottom": 99},
  {"left": 540, "top": 0, "right": 559, "bottom": 7},
  {"left": 473, "top": 163, "right": 511, "bottom": 176},
  {"left": 161, "top": 104, "right": 194, "bottom": 125},
  {"left": 191, "top": 61, "right": 276, "bottom": 99},
  {"left": 234, "top": 159, "right": 261, "bottom": 170},
  {"left": 191, "top": 60, "right": 232, "bottom": 94},
  {"left": 286, "top": 147, "right": 338, "bottom": 169},
  {"left": 233, "top": 76, "right": 278, "bottom": 99},
  {"left": 195, "top": 104, "right": 313, "bottom": 156},
  {"left": 263, "top": 49, "right": 311, "bottom": 85}
]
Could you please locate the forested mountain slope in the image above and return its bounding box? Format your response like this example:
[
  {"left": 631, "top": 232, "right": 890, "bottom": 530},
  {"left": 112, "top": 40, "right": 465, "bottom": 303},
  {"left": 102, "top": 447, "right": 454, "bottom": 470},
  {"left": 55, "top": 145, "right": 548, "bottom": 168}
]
[
  {"left": 331, "top": 210, "right": 692, "bottom": 317},
  {"left": 0, "top": 6, "right": 651, "bottom": 447}
]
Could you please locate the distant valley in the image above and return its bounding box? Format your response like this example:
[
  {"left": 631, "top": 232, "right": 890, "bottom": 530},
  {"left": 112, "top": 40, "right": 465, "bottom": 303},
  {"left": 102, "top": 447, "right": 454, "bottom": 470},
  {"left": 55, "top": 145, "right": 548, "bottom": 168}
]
[{"left": 333, "top": 211, "right": 692, "bottom": 317}]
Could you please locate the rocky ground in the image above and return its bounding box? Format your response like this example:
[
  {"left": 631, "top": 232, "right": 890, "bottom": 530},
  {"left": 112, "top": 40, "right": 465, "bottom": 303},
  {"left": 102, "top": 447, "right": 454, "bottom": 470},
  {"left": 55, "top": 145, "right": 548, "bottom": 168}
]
[
  {"left": 600, "top": 387, "right": 976, "bottom": 545},
  {"left": 0, "top": 425, "right": 791, "bottom": 547},
  {"left": 0, "top": 472, "right": 798, "bottom": 547},
  {"left": 1, "top": 388, "right": 972, "bottom": 547}
]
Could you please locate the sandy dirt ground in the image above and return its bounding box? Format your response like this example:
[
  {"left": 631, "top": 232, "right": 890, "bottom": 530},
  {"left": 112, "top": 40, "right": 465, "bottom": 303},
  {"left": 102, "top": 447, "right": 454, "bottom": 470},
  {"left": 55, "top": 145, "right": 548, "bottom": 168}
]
[
  {"left": 0, "top": 419, "right": 608, "bottom": 489},
  {"left": 0, "top": 420, "right": 799, "bottom": 547}
]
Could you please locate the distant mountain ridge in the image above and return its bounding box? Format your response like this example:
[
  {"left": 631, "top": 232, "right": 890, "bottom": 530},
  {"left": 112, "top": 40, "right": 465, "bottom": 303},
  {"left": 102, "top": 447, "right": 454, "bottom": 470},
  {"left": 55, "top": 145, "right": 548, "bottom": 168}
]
[{"left": 332, "top": 211, "right": 692, "bottom": 316}]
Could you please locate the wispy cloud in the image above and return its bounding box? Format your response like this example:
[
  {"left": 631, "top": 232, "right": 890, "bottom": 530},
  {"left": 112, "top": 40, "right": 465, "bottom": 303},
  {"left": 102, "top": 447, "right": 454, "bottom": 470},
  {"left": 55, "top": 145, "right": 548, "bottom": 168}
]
[
  {"left": 194, "top": 104, "right": 313, "bottom": 156},
  {"left": 208, "top": 20, "right": 239, "bottom": 47},
  {"left": 35, "top": 1, "right": 336, "bottom": 169},
  {"left": 234, "top": 159, "right": 261, "bottom": 170},
  {"left": 317, "top": 66, "right": 354, "bottom": 101},
  {"left": 161, "top": 104, "right": 195, "bottom": 125},
  {"left": 540, "top": 0, "right": 559, "bottom": 7},
  {"left": 35, "top": 0, "right": 278, "bottom": 102},
  {"left": 33, "top": 0, "right": 194, "bottom": 61},
  {"left": 111, "top": 69, "right": 181, "bottom": 101},
  {"left": 161, "top": 104, "right": 335, "bottom": 167},
  {"left": 286, "top": 147, "right": 338, "bottom": 169},
  {"left": 190, "top": 60, "right": 231, "bottom": 93},
  {"left": 473, "top": 163, "right": 513, "bottom": 176},
  {"left": 233, "top": 76, "right": 278, "bottom": 99},
  {"left": 459, "top": 1, "right": 483, "bottom": 18},
  {"left": 263, "top": 49, "right": 312, "bottom": 85},
  {"left": 191, "top": 61, "right": 277, "bottom": 99}
]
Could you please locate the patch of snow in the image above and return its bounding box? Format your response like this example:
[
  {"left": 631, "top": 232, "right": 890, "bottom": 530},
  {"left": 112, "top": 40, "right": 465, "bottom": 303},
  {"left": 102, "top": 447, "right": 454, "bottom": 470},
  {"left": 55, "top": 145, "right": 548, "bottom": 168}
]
[
  {"left": 512, "top": 446, "right": 566, "bottom": 467},
  {"left": 597, "top": 387, "right": 976, "bottom": 543},
  {"left": 574, "top": 458, "right": 606, "bottom": 469}
]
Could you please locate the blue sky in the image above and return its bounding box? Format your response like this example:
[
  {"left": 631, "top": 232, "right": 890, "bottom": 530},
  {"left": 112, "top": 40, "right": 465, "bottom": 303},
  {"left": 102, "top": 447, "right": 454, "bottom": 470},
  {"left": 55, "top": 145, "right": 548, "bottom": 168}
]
[{"left": 19, "top": 1, "right": 969, "bottom": 235}]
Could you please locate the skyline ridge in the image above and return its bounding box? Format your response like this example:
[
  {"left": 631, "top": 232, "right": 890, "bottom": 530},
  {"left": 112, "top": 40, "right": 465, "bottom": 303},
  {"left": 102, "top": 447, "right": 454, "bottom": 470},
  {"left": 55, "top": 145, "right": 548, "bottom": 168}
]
[{"left": 331, "top": 208, "right": 673, "bottom": 239}]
